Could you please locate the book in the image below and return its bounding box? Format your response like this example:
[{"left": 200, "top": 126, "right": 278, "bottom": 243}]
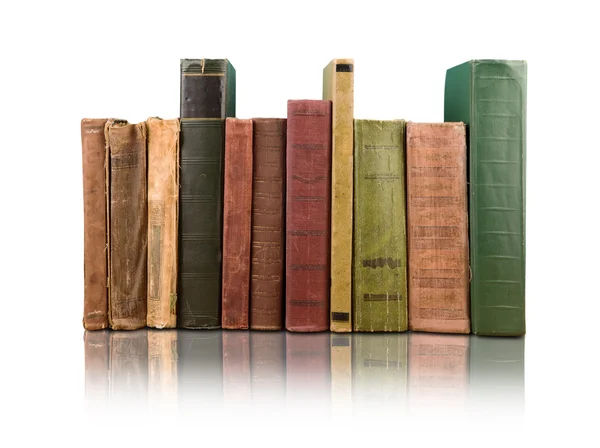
[
  {"left": 82, "top": 118, "right": 109, "bottom": 330},
  {"left": 105, "top": 120, "right": 147, "bottom": 330},
  {"left": 445, "top": 59, "right": 527, "bottom": 336},
  {"left": 406, "top": 122, "right": 470, "bottom": 334},
  {"left": 178, "top": 58, "right": 236, "bottom": 329},
  {"left": 330, "top": 333, "right": 352, "bottom": 409},
  {"left": 222, "top": 118, "right": 253, "bottom": 329},
  {"left": 146, "top": 117, "right": 180, "bottom": 329},
  {"left": 323, "top": 59, "right": 354, "bottom": 332},
  {"left": 250, "top": 331, "right": 286, "bottom": 405},
  {"left": 109, "top": 330, "right": 148, "bottom": 407},
  {"left": 222, "top": 331, "right": 251, "bottom": 406},
  {"left": 250, "top": 118, "right": 287, "bottom": 330},
  {"left": 84, "top": 330, "right": 110, "bottom": 410},
  {"left": 147, "top": 329, "right": 178, "bottom": 410},
  {"left": 353, "top": 120, "right": 408, "bottom": 332},
  {"left": 285, "top": 100, "right": 332, "bottom": 332}
]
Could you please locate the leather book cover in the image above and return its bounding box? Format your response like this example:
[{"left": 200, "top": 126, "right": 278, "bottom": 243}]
[
  {"left": 146, "top": 117, "right": 180, "bottom": 329},
  {"left": 406, "top": 122, "right": 470, "bottom": 334},
  {"left": 285, "top": 333, "right": 331, "bottom": 406},
  {"left": 84, "top": 330, "right": 109, "bottom": 410},
  {"left": 285, "top": 100, "right": 332, "bottom": 332},
  {"left": 445, "top": 60, "right": 527, "bottom": 336},
  {"left": 330, "top": 334, "right": 352, "bottom": 409},
  {"left": 177, "top": 330, "right": 224, "bottom": 410},
  {"left": 222, "top": 331, "right": 251, "bottom": 405},
  {"left": 178, "top": 58, "right": 236, "bottom": 329},
  {"left": 222, "top": 118, "right": 253, "bottom": 329},
  {"left": 105, "top": 120, "right": 148, "bottom": 330},
  {"left": 323, "top": 59, "right": 354, "bottom": 333},
  {"left": 250, "top": 118, "right": 286, "bottom": 330},
  {"left": 352, "top": 333, "right": 408, "bottom": 408},
  {"left": 408, "top": 333, "right": 470, "bottom": 411},
  {"left": 148, "top": 329, "right": 178, "bottom": 410},
  {"left": 250, "top": 331, "right": 286, "bottom": 405},
  {"left": 353, "top": 120, "right": 408, "bottom": 332},
  {"left": 82, "top": 118, "right": 109, "bottom": 330},
  {"left": 109, "top": 330, "right": 148, "bottom": 406}
]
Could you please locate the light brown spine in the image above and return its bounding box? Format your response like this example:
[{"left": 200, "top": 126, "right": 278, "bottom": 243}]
[
  {"left": 146, "top": 117, "right": 180, "bottom": 328},
  {"left": 406, "top": 122, "right": 470, "bottom": 333}
]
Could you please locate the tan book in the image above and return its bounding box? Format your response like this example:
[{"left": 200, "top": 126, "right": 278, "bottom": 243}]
[
  {"left": 146, "top": 117, "right": 180, "bottom": 328},
  {"left": 148, "top": 329, "right": 178, "bottom": 410},
  {"left": 406, "top": 122, "right": 470, "bottom": 333}
]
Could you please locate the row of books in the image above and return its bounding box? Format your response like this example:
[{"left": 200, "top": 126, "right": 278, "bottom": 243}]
[
  {"left": 82, "top": 58, "right": 527, "bottom": 336},
  {"left": 84, "top": 329, "right": 525, "bottom": 409}
]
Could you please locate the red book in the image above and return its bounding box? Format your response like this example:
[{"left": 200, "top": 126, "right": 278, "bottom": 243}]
[
  {"left": 222, "top": 118, "right": 253, "bottom": 329},
  {"left": 285, "top": 100, "right": 332, "bottom": 332}
]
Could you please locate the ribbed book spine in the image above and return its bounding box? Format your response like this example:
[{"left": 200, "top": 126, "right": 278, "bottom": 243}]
[
  {"left": 250, "top": 118, "right": 286, "bottom": 330},
  {"left": 285, "top": 100, "right": 332, "bottom": 332},
  {"left": 178, "top": 58, "right": 236, "bottom": 329},
  {"left": 222, "top": 118, "right": 253, "bottom": 329},
  {"left": 445, "top": 59, "right": 527, "bottom": 336},
  {"left": 353, "top": 120, "right": 408, "bottom": 332},
  {"left": 323, "top": 59, "right": 354, "bottom": 332},
  {"left": 406, "top": 122, "right": 470, "bottom": 334}
]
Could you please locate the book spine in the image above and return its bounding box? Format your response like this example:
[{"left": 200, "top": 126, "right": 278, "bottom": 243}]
[
  {"left": 353, "top": 120, "right": 408, "bottom": 332},
  {"left": 148, "top": 329, "right": 178, "bottom": 409},
  {"left": 109, "top": 330, "right": 148, "bottom": 405},
  {"left": 222, "top": 118, "right": 253, "bottom": 329},
  {"left": 406, "top": 123, "right": 470, "bottom": 333},
  {"left": 178, "top": 59, "right": 236, "bottom": 329},
  {"left": 84, "top": 330, "right": 110, "bottom": 410},
  {"left": 146, "top": 117, "right": 180, "bottom": 329},
  {"left": 222, "top": 331, "right": 251, "bottom": 405},
  {"left": 323, "top": 59, "right": 354, "bottom": 333},
  {"left": 445, "top": 60, "right": 526, "bottom": 336},
  {"left": 250, "top": 119, "right": 286, "bottom": 330},
  {"left": 82, "top": 118, "right": 109, "bottom": 330},
  {"left": 106, "top": 121, "right": 147, "bottom": 330},
  {"left": 285, "top": 100, "right": 332, "bottom": 332},
  {"left": 249, "top": 332, "right": 286, "bottom": 405}
]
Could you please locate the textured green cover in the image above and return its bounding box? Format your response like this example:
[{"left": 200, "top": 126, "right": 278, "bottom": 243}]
[
  {"left": 353, "top": 120, "right": 408, "bottom": 332},
  {"left": 445, "top": 60, "right": 526, "bottom": 336}
]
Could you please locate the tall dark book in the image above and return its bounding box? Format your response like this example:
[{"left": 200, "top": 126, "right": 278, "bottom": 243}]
[
  {"left": 178, "top": 59, "right": 236, "bottom": 329},
  {"left": 445, "top": 60, "right": 527, "bottom": 336},
  {"left": 285, "top": 100, "right": 332, "bottom": 332}
]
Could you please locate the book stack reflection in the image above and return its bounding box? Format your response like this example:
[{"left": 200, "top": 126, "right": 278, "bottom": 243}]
[{"left": 84, "top": 330, "right": 524, "bottom": 413}]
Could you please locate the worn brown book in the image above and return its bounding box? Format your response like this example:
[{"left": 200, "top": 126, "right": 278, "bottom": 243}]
[
  {"left": 222, "top": 118, "right": 253, "bottom": 329},
  {"left": 105, "top": 120, "right": 148, "bottom": 330},
  {"left": 82, "top": 118, "right": 109, "bottom": 330},
  {"left": 146, "top": 117, "right": 180, "bottom": 329},
  {"left": 250, "top": 118, "right": 286, "bottom": 330},
  {"left": 84, "top": 330, "right": 110, "bottom": 410},
  {"left": 406, "top": 122, "right": 470, "bottom": 334},
  {"left": 148, "top": 329, "right": 178, "bottom": 410}
]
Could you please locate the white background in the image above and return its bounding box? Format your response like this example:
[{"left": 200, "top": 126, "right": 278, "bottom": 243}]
[{"left": 2, "top": 0, "right": 599, "bottom": 446}]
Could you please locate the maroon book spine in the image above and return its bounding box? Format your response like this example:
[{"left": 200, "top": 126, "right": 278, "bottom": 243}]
[
  {"left": 285, "top": 100, "right": 332, "bottom": 332},
  {"left": 222, "top": 118, "right": 253, "bottom": 329}
]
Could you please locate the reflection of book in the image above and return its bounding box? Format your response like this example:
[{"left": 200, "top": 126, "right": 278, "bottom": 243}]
[
  {"left": 148, "top": 329, "right": 178, "bottom": 409},
  {"left": 222, "top": 331, "right": 251, "bottom": 406},
  {"left": 330, "top": 333, "right": 352, "bottom": 409},
  {"left": 250, "top": 331, "right": 285, "bottom": 406},
  {"left": 109, "top": 329, "right": 148, "bottom": 407},
  {"left": 84, "top": 330, "right": 110, "bottom": 410},
  {"left": 352, "top": 333, "right": 408, "bottom": 408},
  {"left": 408, "top": 333, "right": 470, "bottom": 411}
]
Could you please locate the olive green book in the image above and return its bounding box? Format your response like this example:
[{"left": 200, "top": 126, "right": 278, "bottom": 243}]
[
  {"left": 353, "top": 120, "right": 408, "bottom": 332},
  {"left": 445, "top": 60, "right": 526, "bottom": 336}
]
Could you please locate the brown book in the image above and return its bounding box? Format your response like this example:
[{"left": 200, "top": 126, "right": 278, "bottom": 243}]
[
  {"left": 222, "top": 118, "right": 253, "bottom": 329},
  {"left": 82, "top": 118, "right": 109, "bottom": 330},
  {"left": 406, "top": 122, "right": 470, "bottom": 333},
  {"left": 84, "top": 330, "right": 110, "bottom": 410},
  {"left": 222, "top": 331, "right": 251, "bottom": 405},
  {"left": 146, "top": 117, "right": 180, "bottom": 329},
  {"left": 105, "top": 120, "right": 148, "bottom": 330},
  {"left": 148, "top": 329, "right": 178, "bottom": 410},
  {"left": 250, "top": 118, "right": 286, "bottom": 330}
]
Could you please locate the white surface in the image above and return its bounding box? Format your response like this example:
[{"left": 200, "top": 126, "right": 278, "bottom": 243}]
[{"left": 1, "top": 0, "right": 599, "bottom": 445}]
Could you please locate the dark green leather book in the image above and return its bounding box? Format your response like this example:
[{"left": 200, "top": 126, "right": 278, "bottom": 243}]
[
  {"left": 445, "top": 60, "right": 526, "bottom": 336},
  {"left": 353, "top": 120, "right": 408, "bottom": 332},
  {"left": 178, "top": 59, "right": 236, "bottom": 329}
]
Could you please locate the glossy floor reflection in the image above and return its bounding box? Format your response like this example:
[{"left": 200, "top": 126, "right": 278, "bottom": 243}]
[{"left": 84, "top": 330, "right": 524, "bottom": 413}]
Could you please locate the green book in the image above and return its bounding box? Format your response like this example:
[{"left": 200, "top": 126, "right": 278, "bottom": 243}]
[
  {"left": 353, "top": 120, "right": 408, "bottom": 332},
  {"left": 445, "top": 60, "right": 527, "bottom": 336}
]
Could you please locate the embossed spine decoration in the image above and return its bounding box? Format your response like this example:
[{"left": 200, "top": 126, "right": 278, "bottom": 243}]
[
  {"left": 323, "top": 59, "right": 354, "bottom": 332},
  {"left": 353, "top": 120, "right": 408, "bottom": 332},
  {"left": 178, "top": 59, "right": 236, "bottom": 329},
  {"left": 406, "top": 123, "right": 470, "bottom": 334},
  {"left": 146, "top": 117, "right": 180, "bottom": 329},
  {"left": 105, "top": 120, "right": 148, "bottom": 330},
  {"left": 285, "top": 100, "right": 332, "bottom": 332}
]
